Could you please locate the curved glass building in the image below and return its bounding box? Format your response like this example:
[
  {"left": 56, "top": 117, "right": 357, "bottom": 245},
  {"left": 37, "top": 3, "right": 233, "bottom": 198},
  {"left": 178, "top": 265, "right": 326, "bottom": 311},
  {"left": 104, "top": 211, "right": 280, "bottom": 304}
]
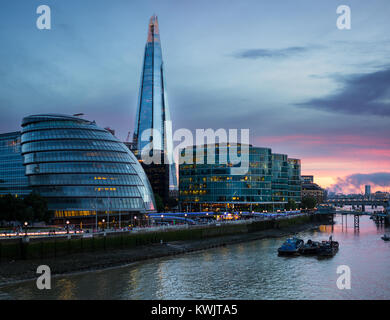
[{"left": 21, "top": 114, "right": 156, "bottom": 224}]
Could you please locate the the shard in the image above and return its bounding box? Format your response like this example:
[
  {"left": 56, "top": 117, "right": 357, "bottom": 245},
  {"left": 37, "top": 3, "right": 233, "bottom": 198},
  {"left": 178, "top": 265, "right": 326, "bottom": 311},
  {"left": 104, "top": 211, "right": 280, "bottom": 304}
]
[{"left": 133, "top": 15, "right": 178, "bottom": 202}]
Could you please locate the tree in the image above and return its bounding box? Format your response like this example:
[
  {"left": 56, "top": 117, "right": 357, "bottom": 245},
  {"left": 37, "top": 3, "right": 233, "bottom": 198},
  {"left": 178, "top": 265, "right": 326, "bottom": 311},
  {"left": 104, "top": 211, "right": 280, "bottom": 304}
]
[
  {"left": 23, "top": 192, "right": 50, "bottom": 222},
  {"left": 0, "top": 193, "right": 50, "bottom": 224},
  {"left": 0, "top": 194, "right": 26, "bottom": 222},
  {"left": 154, "top": 193, "right": 164, "bottom": 212},
  {"left": 301, "top": 196, "right": 317, "bottom": 209},
  {"left": 286, "top": 199, "right": 297, "bottom": 211}
]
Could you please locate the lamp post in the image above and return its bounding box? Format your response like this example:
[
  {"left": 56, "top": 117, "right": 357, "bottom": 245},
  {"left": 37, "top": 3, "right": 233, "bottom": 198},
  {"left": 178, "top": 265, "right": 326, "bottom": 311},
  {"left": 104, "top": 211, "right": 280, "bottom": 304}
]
[
  {"left": 107, "top": 197, "right": 110, "bottom": 231},
  {"left": 24, "top": 221, "right": 28, "bottom": 236},
  {"left": 119, "top": 199, "right": 122, "bottom": 230},
  {"left": 94, "top": 193, "right": 98, "bottom": 233},
  {"left": 102, "top": 219, "right": 105, "bottom": 231},
  {"left": 185, "top": 213, "right": 187, "bottom": 225},
  {"left": 134, "top": 216, "right": 137, "bottom": 227},
  {"left": 66, "top": 220, "right": 70, "bottom": 234}
]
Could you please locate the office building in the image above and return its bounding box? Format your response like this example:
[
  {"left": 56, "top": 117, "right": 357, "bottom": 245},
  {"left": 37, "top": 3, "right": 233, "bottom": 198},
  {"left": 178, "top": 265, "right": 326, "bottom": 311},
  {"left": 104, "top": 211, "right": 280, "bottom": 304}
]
[
  {"left": 365, "top": 185, "right": 371, "bottom": 196},
  {"left": 132, "top": 15, "right": 178, "bottom": 206},
  {"left": 301, "top": 175, "right": 314, "bottom": 184},
  {"left": 0, "top": 132, "right": 31, "bottom": 197},
  {"left": 20, "top": 114, "right": 156, "bottom": 224},
  {"left": 302, "top": 182, "right": 324, "bottom": 205},
  {"left": 179, "top": 144, "right": 301, "bottom": 212}
]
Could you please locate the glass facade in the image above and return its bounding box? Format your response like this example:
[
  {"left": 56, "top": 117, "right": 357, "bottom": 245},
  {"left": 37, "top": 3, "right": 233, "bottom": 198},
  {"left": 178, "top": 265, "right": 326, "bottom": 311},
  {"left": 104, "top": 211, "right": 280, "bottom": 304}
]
[
  {"left": 179, "top": 144, "right": 301, "bottom": 211},
  {"left": 0, "top": 132, "right": 31, "bottom": 196},
  {"left": 287, "top": 158, "right": 302, "bottom": 204},
  {"left": 271, "top": 153, "right": 289, "bottom": 203},
  {"left": 20, "top": 114, "right": 156, "bottom": 219},
  {"left": 132, "top": 15, "right": 178, "bottom": 194}
]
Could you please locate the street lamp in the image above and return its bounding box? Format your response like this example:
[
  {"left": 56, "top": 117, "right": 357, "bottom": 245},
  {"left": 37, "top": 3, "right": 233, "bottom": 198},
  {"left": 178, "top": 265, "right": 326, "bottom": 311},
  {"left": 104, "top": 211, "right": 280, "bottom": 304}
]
[
  {"left": 119, "top": 199, "right": 122, "bottom": 230},
  {"left": 185, "top": 213, "right": 188, "bottom": 225},
  {"left": 134, "top": 216, "right": 137, "bottom": 227},
  {"left": 66, "top": 220, "right": 70, "bottom": 234},
  {"left": 24, "top": 221, "right": 28, "bottom": 236},
  {"left": 102, "top": 219, "right": 105, "bottom": 231}
]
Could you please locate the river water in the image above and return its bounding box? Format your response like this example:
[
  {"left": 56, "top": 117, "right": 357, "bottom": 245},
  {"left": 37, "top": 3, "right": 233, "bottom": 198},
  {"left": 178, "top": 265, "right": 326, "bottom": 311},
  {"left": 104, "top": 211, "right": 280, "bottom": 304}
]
[{"left": 1, "top": 212, "right": 390, "bottom": 300}]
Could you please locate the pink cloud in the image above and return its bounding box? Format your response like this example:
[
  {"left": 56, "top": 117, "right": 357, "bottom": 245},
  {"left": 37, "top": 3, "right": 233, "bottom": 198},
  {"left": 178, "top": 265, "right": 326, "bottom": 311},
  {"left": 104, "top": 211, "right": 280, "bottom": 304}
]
[{"left": 252, "top": 134, "right": 390, "bottom": 192}]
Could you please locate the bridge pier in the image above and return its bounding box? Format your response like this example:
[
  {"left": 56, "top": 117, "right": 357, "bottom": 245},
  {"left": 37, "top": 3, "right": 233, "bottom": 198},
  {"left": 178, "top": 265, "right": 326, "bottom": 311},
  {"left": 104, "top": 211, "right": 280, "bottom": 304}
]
[
  {"left": 354, "top": 215, "right": 360, "bottom": 229},
  {"left": 373, "top": 215, "right": 385, "bottom": 225}
]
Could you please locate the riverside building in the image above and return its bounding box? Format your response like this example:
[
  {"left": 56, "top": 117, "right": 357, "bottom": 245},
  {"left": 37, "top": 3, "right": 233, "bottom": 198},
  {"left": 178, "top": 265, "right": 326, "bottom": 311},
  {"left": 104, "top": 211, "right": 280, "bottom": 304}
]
[
  {"left": 0, "top": 132, "right": 31, "bottom": 197},
  {"left": 19, "top": 114, "right": 156, "bottom": 225},
  {"left": 179, "top": 144, "right": 301, "bottom": 212}
]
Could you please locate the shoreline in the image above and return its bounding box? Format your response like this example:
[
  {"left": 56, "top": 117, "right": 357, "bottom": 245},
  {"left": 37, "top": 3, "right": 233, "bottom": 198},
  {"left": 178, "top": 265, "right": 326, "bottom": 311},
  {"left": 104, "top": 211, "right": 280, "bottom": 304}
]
[{"left": 0, "top": 221, "right": 323, "bottom": 288}]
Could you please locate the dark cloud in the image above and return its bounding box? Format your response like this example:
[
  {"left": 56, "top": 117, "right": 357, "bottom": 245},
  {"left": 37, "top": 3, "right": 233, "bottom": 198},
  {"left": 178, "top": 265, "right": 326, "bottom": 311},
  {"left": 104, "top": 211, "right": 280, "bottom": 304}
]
[
  {"left": 233, "top": 46, "right": 309, "bottom": 59},
  {"left": 298, "top": 67, "right": 390, "bottom": 117},
  {"left": 329, "top": 172, "right": 390, "bottom": 193}
]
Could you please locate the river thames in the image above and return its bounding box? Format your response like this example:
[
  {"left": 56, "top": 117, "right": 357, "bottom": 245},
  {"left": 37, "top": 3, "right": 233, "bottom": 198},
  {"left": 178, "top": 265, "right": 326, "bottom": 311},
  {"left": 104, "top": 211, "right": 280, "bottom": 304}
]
[{"left": 1, "top": 212, "right": 390, "bottom": 300}]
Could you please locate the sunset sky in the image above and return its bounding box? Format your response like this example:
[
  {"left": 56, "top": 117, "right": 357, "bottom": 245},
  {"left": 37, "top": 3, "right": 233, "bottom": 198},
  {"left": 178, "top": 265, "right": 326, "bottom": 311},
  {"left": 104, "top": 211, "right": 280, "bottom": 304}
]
[{"left": 0, "top": 0, "right": 389, "bottom": 193}]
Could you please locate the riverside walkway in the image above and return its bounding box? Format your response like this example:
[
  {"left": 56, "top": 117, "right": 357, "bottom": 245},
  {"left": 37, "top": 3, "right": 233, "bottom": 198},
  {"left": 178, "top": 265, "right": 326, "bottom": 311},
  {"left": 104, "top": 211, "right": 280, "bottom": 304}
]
[{"left": 0, "top": 211, "right": 308, "bottom": 240}]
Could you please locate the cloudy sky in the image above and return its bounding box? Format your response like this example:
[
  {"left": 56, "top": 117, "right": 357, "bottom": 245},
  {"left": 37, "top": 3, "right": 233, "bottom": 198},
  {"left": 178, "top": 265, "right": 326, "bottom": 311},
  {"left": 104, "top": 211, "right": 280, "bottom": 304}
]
[{"left": 0, "top": 0, "right": 389, "bottom": 193}]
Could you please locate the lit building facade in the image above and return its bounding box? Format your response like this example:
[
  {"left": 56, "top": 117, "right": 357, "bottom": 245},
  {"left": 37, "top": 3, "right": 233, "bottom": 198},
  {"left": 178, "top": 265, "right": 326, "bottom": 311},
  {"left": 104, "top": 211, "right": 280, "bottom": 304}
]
[
  {"left": 301, "top": 175, "right": 314, "bottom": 183},
  {"left": 0, "top": 132, "right": 31, "bottom": 197},
  {"left": 179, "top": 144, "right": 301, "bottom": 212},
  {"left": 365, "top": 185, "right": 371, "bottom": 196},
  {"left": 21, "top": 114, "right": 156, "bottom": 224},
  {"left": 271, "top": 153, "right": 289, "bottom": 204},
  {"left": 301, "top": 183, "right": 324, "bottom": 204},
  {"left": 288, "top": 158, "right": 302, "bottom": 204},
  {"left": 132, "top": 15, "right": 178, "bottom": 204}
]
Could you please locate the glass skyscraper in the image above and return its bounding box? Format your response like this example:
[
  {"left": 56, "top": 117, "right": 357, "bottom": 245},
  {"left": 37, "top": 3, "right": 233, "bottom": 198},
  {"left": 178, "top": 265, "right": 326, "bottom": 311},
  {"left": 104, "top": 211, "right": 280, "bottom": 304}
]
[
  {"left": 20, "top": 114, "right": 156, "bottom": 223},
  {"left": 132, "top": 15, "right": 178, "bottom": 199},
  {"left": 0, "top": 132, "right": 31, "bottom": 197}
]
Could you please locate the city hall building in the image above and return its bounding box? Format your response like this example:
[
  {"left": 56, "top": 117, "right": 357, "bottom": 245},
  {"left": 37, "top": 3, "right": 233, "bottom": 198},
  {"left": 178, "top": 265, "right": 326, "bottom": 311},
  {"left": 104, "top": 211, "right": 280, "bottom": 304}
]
[
  {"left": 1, "top": 114, "right": 156, "bottom": 225},
  {"left": 179, "top": 144, "right": 301, "bottom": 212}
]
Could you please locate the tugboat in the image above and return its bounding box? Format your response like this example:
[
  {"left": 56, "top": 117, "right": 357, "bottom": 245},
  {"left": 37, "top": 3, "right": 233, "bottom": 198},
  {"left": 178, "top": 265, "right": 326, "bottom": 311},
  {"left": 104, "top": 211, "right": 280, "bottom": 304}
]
[
  {"left": 299, "top": 239, "right": 321, "bottom": 255},
  {"left": 278, "top": 237, "right": 304, "bottom": 256},
  {"left": 381, "top": 234, "right": 390, "bottom": 241},
  {"left": 318, "top": 236, "right": 339, "bottom": 257}
]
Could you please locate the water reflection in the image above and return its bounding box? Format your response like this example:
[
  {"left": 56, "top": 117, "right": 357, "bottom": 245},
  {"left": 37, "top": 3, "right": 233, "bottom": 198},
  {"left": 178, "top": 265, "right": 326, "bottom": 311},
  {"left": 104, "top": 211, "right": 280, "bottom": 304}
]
[{"left": 1, "top": 214, "right": 390, "bottom": 300}]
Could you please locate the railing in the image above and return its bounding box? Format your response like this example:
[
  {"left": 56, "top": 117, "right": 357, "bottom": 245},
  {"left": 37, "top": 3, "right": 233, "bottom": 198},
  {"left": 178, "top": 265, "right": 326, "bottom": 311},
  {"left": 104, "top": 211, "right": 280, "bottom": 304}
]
[{"left": 0, "top": 212, "right": 310, "bottom": 240}]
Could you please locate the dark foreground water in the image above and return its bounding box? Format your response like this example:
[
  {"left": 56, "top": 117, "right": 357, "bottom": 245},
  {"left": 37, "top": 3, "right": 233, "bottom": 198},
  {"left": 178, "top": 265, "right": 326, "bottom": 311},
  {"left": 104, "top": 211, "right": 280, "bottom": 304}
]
[{"left": 1, "top": 213, "right": 390, "bottom": 300}]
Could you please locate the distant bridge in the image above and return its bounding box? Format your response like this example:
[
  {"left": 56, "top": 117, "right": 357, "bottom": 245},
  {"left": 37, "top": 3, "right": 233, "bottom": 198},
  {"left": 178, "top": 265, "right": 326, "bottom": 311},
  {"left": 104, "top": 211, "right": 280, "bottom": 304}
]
[
  {"left": 325, "top": 199, "right": 388, "bottom": 206},
  {"left": 316, "top": 209, "right": 390, "bottom": 228}
]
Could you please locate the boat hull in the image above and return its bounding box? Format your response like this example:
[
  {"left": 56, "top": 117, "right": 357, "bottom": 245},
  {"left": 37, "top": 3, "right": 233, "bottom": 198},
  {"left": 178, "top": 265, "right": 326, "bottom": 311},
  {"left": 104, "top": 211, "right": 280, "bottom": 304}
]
[
  {"left": 318, "top": 241, "right": 339, "bottom": 256},
  {"left": 277, "top": 249, "right": 300, "bottom": 256},
  {"left": 300, "top": 247, "right": 320, "bottom": 255},
  {"left": 277, "top": 238, "right": 304, "bottom": 256}
]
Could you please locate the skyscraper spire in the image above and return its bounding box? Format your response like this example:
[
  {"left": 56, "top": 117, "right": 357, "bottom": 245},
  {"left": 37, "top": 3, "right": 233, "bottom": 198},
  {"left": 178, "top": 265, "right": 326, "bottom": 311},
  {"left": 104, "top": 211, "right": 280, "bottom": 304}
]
[
  {"left": 147, "top": 15, "right": 160, "bottom": 43},
  {"left": 133, "top": 16, "right": 178, "bottom": 200}
]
